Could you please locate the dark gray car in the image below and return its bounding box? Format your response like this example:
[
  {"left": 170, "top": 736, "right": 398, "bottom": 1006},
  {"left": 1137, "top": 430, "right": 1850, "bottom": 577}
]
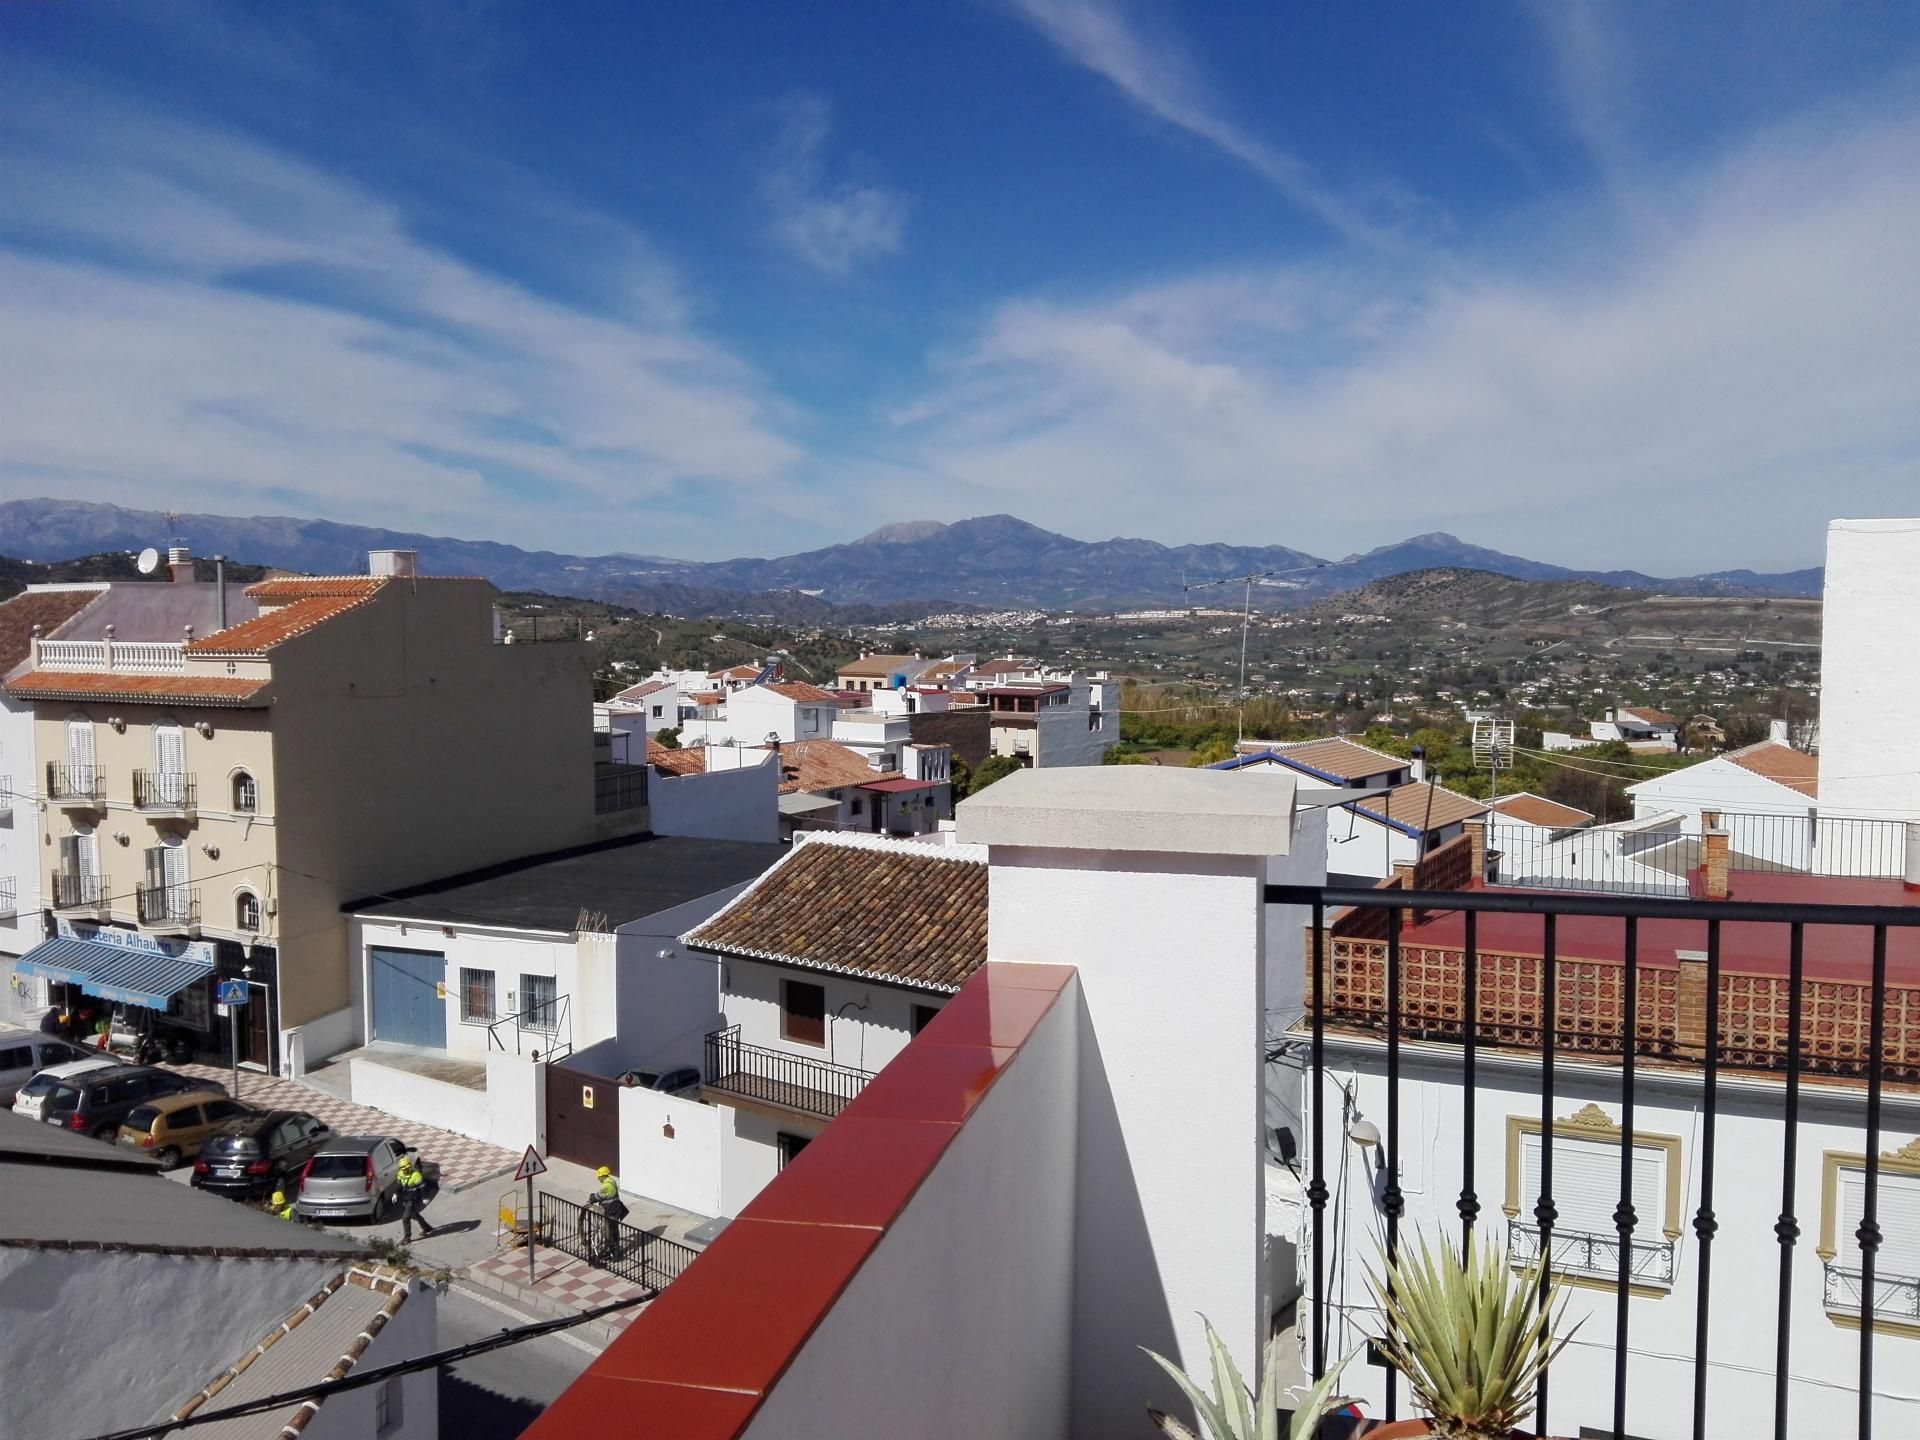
[
  {"left": 293, "top": 1136, "right": 430, "bottom": 1222},
  {"left": 42, "top": 1065, "right": 219, "bottom": 1140}
]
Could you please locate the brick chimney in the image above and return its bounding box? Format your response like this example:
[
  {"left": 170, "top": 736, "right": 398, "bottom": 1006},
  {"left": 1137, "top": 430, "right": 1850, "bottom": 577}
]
[
  {"left": 1466, "top": 818, "right": 1486, "bottom": 882},
  {"left": 1703, "top": 827, "right": 1730, "bottom": 901}
]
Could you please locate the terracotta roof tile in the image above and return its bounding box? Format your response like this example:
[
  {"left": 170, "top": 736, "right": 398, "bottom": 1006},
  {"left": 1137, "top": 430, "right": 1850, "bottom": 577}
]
[
  {"left": 1489, "top": 792, "right": 1594, "bottom": 828},
  {"left": 1621, "top": 706, "right": 1677, "bottom": 726},
  {"left": 1269, "top": 737, "right": 1409, "bottom": 781},
  {"left": 835, "top": 654, "right": 919, "bottom": 678},
  {"left": 647, "top": 740, "right": 707, "bottom": 776},
  {"left": 0, "top": 588, "right": 104, "bottom": 673},
  {"left": 710, "top": 664, "right": 764, "bottom": 680},
  {"left": 762, "top": 682, "right": 839, "bottom": 704},
  {"left": 684, "top": 836, "right": 986, "bottom": 991},
  {"left": 5, "top": 672, "right": 270, "bottom": 705},
  {"left": 187, "top": 591, "right": 383, "bottom": 654},
  {"left": 764, "top": 740, "right": 897, "bottom": 794},
  {"left": 1725, "top": 740, "right": 1818, "bottom": 797},
  {"left": 1353, "top": 779, "right": 1490, "bottom": 832},
  {"left": 611, "top": 679, "right": 675, "bottom": 703},
  {"left": 245, "top": 578, "right": 387, "bottom": 599}
]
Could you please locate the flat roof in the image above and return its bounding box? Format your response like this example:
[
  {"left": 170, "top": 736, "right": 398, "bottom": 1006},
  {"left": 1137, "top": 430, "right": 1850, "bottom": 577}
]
[
  {"left": 957, "top": 766, "right": 1296, "bottom": 856},
  {"left": 347, "top": 834, "right": 786, "bottom": 933}
]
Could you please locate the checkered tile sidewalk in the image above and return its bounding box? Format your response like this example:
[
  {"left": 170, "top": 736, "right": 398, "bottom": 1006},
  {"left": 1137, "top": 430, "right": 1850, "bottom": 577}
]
[
  {"left": 164, "top": 1062, "right": 517, "bottom": 1190},
  {"left": 469, "top": 1242, "right": 651, "bottom": 1336}
]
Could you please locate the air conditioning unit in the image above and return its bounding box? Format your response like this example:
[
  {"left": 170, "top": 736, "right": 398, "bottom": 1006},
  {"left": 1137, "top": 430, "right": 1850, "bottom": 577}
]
[{"left": 264, "top": 896, "right": 278, "bottom": 917}]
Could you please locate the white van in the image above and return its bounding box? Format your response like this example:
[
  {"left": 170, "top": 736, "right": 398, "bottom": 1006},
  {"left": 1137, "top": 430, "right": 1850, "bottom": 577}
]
[{"left": 10, "top": 1052, "right": 123, "bottom": 1119}]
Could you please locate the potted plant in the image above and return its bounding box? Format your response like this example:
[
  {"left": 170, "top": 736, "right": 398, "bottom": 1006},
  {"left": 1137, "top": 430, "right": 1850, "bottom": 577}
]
[
  {"left": 1358, "top": 1231, "right": 1577, "bottom": 1438},
  {"left": 1140, "top": 1323, "right": 1359, "bottom": 1440}
]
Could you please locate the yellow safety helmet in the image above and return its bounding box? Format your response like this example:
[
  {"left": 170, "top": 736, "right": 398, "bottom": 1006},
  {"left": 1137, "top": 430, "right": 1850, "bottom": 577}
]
[
  {"left": 595, "top": 1166, "right": 612, "bottom": 1180},
  {"left": 270, "top": 1191, "right": 287, "bottom": 1207},
  {"left": 397, "top": 1154, "right": 415, "bottom": 1169}
]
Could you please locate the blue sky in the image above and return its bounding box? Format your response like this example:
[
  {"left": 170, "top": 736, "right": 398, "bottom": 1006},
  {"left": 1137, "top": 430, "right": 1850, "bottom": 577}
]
[{"left": 2, "top": 1, "right": 1917, "bottom": 570}]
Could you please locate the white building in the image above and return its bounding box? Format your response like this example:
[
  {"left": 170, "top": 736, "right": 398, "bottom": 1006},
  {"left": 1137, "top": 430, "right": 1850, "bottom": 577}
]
[
  {"left": 644, "top": 739, "right": 781, "bottom": 845},
  {"left": 1820, "top": 517, "right": 1920, "bottom": 822},
  {"left": 601, "top": 677, "right": 684, "bottom": 736},
  {"left": 977, "top": 671, "right": 1117, "bottom": 767},
  {"left": 754, "top": 738, "right": 952, "bottom": 840},
  {"left": 614, "top": 832, "right": 986, "bottom": 1219},
  {"left": 1588, "top": 704, "right": 1681, "bottom": 749},
  {"left": 679, "top": 681, "right": 841, "bottom": 750}
]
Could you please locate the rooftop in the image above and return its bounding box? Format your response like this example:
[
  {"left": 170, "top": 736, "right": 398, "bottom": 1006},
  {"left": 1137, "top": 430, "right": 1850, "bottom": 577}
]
[
  {"left": 684, "top": 833, "right": 987, "bottom": 992},
  {"left": 53, "top": 581, "right": 260, "bottom": 643},
  {"left": 185, "top": 586, "right": 386, "bottom": 654},
  {"left": 835, "top": 653, "right": 919, "bottom": 677},
  {"left": 4, "top": 671, "right": 272, "bottom": 706},
  {"left": 1620, "top": 705, "right": 1677, "bottom": 725},
  {"left": 1724, "top": 738, "right": 1820, "bottom": 797},
  {"left": 958, "top": 764, "right": 1297, "bottom": 855},
  {"left": 648, "top": 739, "right": 707, "bottom": 776},
  {"left": 764, "top": 738, "right": 899, "bottom": 794},
  {"left": 1487, "top": 791, "right": 1595, "bottom": 828},
  {"left": 0, "top": 586, "right": 103, "bottom": 675},
  {"left": 1350, "top": 778, "right": 1490, "bottom": 833},
  {"left": 1263, "top": 736, "right": 1409, "bottom": 782},
  {"left": 611, "top": 678, "right": 675, "bottom": 702},
  {"left": 346, "top": 833, "right": 785, "bottom": 934},
  {"left": 762, "top": 681, "right": 840, "bottom": 704}
]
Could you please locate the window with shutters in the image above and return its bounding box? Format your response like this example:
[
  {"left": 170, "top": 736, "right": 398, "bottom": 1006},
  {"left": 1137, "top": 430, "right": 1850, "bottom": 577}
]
[
  {"left": 1820, "top": 1148, "right": 1920, "bottom": 1329},
  {"left": 1504, "top": 1108, "right": 1681, "bottom": 1290},
  {"left": 781, "top": 979, "right": 826, "bottom": 1047}
]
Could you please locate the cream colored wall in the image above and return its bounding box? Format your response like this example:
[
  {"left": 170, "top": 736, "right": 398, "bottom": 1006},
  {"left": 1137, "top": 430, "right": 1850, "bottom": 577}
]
[{"left": 34, "top": 705, "right": 280, "bottom": 944}]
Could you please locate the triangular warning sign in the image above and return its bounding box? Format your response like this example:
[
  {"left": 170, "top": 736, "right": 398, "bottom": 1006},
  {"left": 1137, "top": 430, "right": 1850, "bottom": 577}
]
[{"left": 512, "top": 1145, "right": 548, "bottom": 1183}]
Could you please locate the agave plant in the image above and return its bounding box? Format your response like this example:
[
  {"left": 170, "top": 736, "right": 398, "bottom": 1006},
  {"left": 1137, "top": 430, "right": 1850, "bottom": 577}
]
[
  {"left": 1141, "top": 1321, "right": 1357, "bottom": 1440},
  {"left": 1365, "top": 1232, "right": 1579, "bottom": 1439}
]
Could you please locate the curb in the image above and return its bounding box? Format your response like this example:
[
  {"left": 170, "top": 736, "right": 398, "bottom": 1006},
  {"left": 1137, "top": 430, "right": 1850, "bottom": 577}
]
[{"left": 459, "top": 1261, "right": 647, "bottom": 1349}]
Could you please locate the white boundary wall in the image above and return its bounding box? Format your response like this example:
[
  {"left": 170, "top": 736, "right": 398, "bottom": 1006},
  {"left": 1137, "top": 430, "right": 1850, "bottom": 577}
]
[
  {"left": 1819, "top": 518, "right": 1920, "bottom": 822},
  {"left": 618, "top": 1086, "right": 730, "bottom": 1219},
  {"left": 348, "top": 1057, "right": 491, "bottom": 1142}
]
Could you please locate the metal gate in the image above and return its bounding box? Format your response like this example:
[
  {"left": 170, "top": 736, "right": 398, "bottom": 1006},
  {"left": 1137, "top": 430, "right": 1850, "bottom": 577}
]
[
  {"left": 546, "top": 1061, "right": 621, "bottom": 1169},
  {"left": 368, "top": 947, "right": 446, "bottom": 1048}
]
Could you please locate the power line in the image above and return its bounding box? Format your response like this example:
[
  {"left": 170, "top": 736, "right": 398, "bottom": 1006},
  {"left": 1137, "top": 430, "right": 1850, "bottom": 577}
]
[{"left": 81, "top": 1287, "right": 654, "bottom": 1440}]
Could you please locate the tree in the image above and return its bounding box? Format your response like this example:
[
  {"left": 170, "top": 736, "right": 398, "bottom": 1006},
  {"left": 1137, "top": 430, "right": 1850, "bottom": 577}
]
[
  {"left": 949, "top": 753, "right": 973, "bottom": 796},
  {"left": 1102, "top": 748, "right": 1150, "bottom": 765},
  {"left": 1187, "top": 737, "right": 1235, "bottom": 767},
  {"left": 653, "top": 727, "right": 681, "bottom": 749},
  {"left": 965, "top": 755, "right": 1025, "bottom": 797}
]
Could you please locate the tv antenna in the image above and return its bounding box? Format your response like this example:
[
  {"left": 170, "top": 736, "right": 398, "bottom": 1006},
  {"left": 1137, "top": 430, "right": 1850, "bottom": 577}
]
[
  {"left": 1182, "top": 562, "right": 1330, "bottom": 744},
  {"left": 1471, "top": 715, "right": 1516, "bottom": 800}
]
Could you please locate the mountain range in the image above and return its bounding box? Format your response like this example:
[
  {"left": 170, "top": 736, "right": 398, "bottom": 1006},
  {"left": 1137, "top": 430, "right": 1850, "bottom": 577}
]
[{"left": 0, "top": 499, "right": 1823, "bottom": 615}]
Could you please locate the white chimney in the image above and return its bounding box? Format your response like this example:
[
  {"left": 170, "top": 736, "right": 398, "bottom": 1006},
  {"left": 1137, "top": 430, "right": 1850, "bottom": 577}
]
[
  {"left": 168, "top": 545, "right": 193, "bottom": 584},
  {"left": 1768, "top": 718, "right": 1789, "bottom": 745},
  {"left": 369, "top": 549, "right": 418, "bottom": 577},
  {"left": 1410, "top": 745, "right": 1427, "bottom": 784}
]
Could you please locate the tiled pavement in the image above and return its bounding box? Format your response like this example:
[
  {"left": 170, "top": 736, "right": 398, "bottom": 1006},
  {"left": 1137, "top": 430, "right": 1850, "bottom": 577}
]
[
  {"left": 163, "top": 1062, "right": 518, "bottom": 1191},
  {"left": 467, "top": 1241, "right": 654, "bottom": 1345}
]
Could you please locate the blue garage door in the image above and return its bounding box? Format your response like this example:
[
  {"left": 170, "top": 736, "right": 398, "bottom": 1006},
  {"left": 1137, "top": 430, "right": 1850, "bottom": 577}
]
[{"left": 370, "top": 948, "right": 447, "bottom": 1048}]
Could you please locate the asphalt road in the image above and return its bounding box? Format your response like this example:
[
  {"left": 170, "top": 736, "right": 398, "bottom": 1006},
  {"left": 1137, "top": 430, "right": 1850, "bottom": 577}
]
[{"left": 437, "top": 1285, "right": 596, "bottom": 1439}]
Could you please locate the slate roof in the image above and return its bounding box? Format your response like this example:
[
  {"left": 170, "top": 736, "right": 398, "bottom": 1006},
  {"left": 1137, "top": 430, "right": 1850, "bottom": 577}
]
[
  {"left": 1724, "top": 740, "right": 1819, "bottom": 798},
  {"left": 1488, "top": 792, "right": 1594, "bottom": 828},
  {"left": 347, "top": 833, "right": 785, "bottom": 932},
  {"left": 4, "top": 672, "right": 272, "bottom": 706},
  {"left": 1350, "top": 779, "right": 1490, "bottom": 834},
  {"left": 0, "top": 587, "right": 103, "bottom": 675},
  {"left": 683, "top": 835, "right": 987, "bottom": 992}
]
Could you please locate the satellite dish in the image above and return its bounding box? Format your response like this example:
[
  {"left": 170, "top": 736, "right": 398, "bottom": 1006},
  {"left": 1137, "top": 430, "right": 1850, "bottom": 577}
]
[{"left": 136, "top": 547, "right": 161, "bottom": 575}]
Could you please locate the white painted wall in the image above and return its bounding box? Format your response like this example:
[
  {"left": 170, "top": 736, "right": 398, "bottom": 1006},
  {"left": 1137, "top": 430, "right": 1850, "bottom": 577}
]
[
  {"left": 0, "top": 1248, "right": 349, "bottom": 1440},
  {"left": 740, "top": 978, "right": 1080, "bottom": 1440},
  {"left": 987, "top": 845, "right": 1268, "bottom": 1440},
  {"left": 485, "top": 1049, "right": 547, "bottom": 1154},
  {"left": 648, "top": 754, "right": 780, "bottom": 843},
  {"left": 1820, "top": 518, "right": 1920, "bottom": 822},
  {"left": 681, "top": 686, "right": 831, "bottom": 747},
  {"left": 0, "top": 692, "right": 48, "bottom": 1024},
  {"left": 1630, "top": 752, "right": 1813, "bottom": 827},
  {"left": 720, "top": 956, "right": 938, "bottom": 1075},
  {"left": 300, "top": 1282, "right": 439, "bottom": 1440},
  {"left": 349, "top": 917, "right": 581, "bottom": 1058},
  {"left": 349, "top": 1056, "right": 492, "bottom": 1141},
  {"left": 615, "top": 887, "right": 747, "bottom": 1074},
  {"left": 618, "top": 1085, "right": 730, "bottom": 1218},
  {"left": 1323, "top": 803, "right": 1419, "bottom": 881},
  {"left": 1305, "top": 1037, "right": 1920, "bottom": 1439},
  {"left": 1265, "top": 807, "right": 1328, "bottom": 1157}
]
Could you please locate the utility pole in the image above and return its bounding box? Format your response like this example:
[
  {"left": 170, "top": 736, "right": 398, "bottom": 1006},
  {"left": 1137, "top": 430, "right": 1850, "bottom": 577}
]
[{"left": 1183, "top": 561, "right": 1330, "bottom": 747}]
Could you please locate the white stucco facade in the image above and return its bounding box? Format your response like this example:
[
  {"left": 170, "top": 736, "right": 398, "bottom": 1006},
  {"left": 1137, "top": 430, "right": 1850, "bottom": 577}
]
[
  {"left": 647, "top": 753, "right": 780, "bottom": 844},
  {"left": 1819, "top": 518, "right": 1920, "bottom": 823},
  {"left": 0, "top": 692, "right": 46, "bottom": 1025}
]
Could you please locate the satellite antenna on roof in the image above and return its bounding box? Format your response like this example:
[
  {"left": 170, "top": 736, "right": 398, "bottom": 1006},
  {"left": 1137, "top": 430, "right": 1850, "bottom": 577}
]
[
  {"left": 135, "top": 547, "right": 161, "bottom": 576},
  {"left": 1471, "top": 715, "right": 1516, "bottom": 800}
]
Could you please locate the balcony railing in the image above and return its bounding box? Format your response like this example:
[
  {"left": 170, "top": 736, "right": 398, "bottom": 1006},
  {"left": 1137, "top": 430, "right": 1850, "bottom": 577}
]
[
  {"left": 703, "top": 1025, "right": 873, "bottom": 1120},
  {"left": 1274, "top": 869, "right": 1920, "bottom": 1440},
  {"left": 133, "top": 769, "right": 197, "bottom": 814},
  {"left": 1509, "top": 1220, "right": 1675, "bottom": 1286},
  {"left": 51, "top": 871, "right": 106, "bottom": 911},
  {"left": 0, "top": 877, "right": 15, "bottom": 920},
  {"left": 46, "top": 762, "right": 103, "bottom": 805},
  {"left": 1825, "top": 1263, "right": 1920, "bottom": 1324},
  {"left": 35, "top": 638, "right": 186, "bottom": 673},
  {"left": 136, "top": 885, "right": 200, "bottom": 930},
  {"left": 487, "top": 993, "right": 572, "bottom": 1062}
]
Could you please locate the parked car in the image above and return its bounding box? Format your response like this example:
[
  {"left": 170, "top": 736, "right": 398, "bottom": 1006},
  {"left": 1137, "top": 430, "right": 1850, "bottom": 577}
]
[
  {"left": 294, "top": 1136, "right": 438, "bottom": 1222},
  {"left": 9, "top": 1054, "right": 124, "bottom": 1120},
  {"left": 115, "top": 1091, "right": 256, "bottom": 1168},
  {"left": 192, "top": 1111, "right": 335, "bottom": 1200},
  {"left": 41, "top": 1066, "right": 219, "bottom": 1140},
  {"left": 0, "top": 1030, "right": 98, "bottom": 1105},
  {"left": 619, "top": 1066, "right": 700, "bottom": 1095}
]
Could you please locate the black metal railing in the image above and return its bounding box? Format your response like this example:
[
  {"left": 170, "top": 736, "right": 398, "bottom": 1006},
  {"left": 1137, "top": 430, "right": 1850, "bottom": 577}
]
[
  {"left": 487, "top": 993, "right": 571, "bottom": 1060},
  {"left": 46, "top": 762, "right": 102, "bottom": 804},
  {"left": 51, "top": 871, "right": 105, "bottom": 910},
  {"left": 703, "top": 1025, "right": 873, "bottom": 1120},
  {"left": 537, "top": 1191, "right": 700, "bottom": 1292},
  {"left": 137, "top": 884, "right": 199, "bottom": 927},
  {"left": 1509, "top": 1221, "right": 1676, "bottom": 1285},
  {"left": 133, "top": 769, "right": 197, "bottom": 812},
  {"left": 1272, "top": 877, "right": 1920, "bottom": 1440},
  {"left": 0, "top": 877, "right": 15, "bottom": 918},
  {"left": 594, "top": 765, "right": 649, "bottom": 815}
]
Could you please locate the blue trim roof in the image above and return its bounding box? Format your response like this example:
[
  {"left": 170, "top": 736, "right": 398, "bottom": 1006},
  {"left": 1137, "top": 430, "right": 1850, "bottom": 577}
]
[
  {"left": 15, "top": 936, "right": 215, "bottom": 1009},
  {"left": 1208, "top": 751, "right": 1349, "bottom": 785}
]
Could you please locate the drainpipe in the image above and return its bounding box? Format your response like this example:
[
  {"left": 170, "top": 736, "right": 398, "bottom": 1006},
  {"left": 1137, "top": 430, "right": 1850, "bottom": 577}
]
[{"left": 214, "top": 556, "right": 227, "bottom": 630}]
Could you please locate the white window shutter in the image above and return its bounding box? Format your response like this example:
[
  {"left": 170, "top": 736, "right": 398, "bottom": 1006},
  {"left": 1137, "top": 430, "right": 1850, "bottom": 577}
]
[
  {"left": 1838, "top": 1169, "right": 1920, "bottom": 1279},
  {"left": 1521, "top": 1132, "right": 1662, "bottom": 1236}
]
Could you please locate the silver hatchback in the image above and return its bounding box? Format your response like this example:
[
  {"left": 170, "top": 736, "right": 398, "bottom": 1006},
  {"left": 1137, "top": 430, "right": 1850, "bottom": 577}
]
[{"left": 293, "top": 1135, "right": 412, "bottom": 1222}]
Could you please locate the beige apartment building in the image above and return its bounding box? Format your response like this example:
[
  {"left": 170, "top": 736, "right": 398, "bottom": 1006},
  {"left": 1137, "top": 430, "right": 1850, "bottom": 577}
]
[{"left": 4, "top": 554, "right": 640, "bottom": 1073}]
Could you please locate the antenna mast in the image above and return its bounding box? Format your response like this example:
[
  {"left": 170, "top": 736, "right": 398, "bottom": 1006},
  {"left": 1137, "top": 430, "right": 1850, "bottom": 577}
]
[{"left": 1471, "top": 714, "right": 1515, "bottom": 801}]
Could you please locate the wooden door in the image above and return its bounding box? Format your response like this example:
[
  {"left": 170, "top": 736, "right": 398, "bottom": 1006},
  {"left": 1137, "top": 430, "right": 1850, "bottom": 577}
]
[{"left": 546, "top": 1062, "right": 622, "bottom": 1170}]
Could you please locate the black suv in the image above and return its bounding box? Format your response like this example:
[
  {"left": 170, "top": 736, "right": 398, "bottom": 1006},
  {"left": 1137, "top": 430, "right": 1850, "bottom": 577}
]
[
  {"left": 192, "top": 1110, "right": 336, "bottom": 1199},
  {"left": 42, "top": 1065, "right": 219, "bottom": 1141}
]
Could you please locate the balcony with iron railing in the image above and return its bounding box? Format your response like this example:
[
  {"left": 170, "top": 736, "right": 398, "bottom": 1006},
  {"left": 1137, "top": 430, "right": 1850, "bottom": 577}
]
[
  {"left": 0, "top": 776, "right": 11, "bottom": 819},
  {"left": 136, "top": 884, "right": 200, "bottom": 935},
  {"left": 702, "top": 1025, "right": 874, "bottom": 1121},
  {"left": 0, "top": 877, "right": 15, "bottom": 921},
  {"left": 132, "top": 769, "right": 197, "bottom": 819},
  {"left": 1509, "top": 1219, "right": 1677, "bottom": 1288},
  {"left": 51, "top": 871, "right": 106, "bottom": 912},
  {"left": 46, "top": 762, "right": 104, "bottom": 808}
]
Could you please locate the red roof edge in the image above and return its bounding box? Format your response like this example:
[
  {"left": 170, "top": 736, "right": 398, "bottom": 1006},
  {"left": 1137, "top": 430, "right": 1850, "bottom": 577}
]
[{"left": 521, "top": 961, "right": 1077, "bottom": 1440}]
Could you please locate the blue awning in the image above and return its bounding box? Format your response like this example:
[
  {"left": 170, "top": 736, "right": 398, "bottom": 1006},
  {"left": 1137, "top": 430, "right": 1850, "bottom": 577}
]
[{"left": 15, "top": 936, "right": 216, "bottom": 1009}]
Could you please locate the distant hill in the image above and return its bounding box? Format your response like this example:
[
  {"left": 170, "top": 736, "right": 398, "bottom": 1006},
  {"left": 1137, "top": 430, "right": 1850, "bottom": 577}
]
[{"left": 0, "top": 498, "right": 1822, "bottom": 613}]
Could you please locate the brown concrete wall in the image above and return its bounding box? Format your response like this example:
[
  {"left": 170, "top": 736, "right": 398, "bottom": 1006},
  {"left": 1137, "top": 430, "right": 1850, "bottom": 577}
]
[{"left": 907, "top": 706, "right": 990, "bottom": 770}]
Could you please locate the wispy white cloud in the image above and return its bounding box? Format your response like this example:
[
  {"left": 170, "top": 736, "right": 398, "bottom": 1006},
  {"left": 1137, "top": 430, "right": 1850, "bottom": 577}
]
[
  {"left": 1002, "top": 0, "right": 1413, "bottom": 251},
  {"left": 0, "top": 91, "right": 802, "bottom": 554},
  {"left": 762, "top": 95, "right": 909, "bottom": 278},
  {"left": 884, "top": 93, "right": 1920, "bottom": 571}
]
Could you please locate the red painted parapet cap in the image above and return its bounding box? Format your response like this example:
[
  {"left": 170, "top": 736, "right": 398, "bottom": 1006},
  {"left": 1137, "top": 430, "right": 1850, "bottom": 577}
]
[{"left": 520, "top": 960, "right": 1078, "bottom": 1440}]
